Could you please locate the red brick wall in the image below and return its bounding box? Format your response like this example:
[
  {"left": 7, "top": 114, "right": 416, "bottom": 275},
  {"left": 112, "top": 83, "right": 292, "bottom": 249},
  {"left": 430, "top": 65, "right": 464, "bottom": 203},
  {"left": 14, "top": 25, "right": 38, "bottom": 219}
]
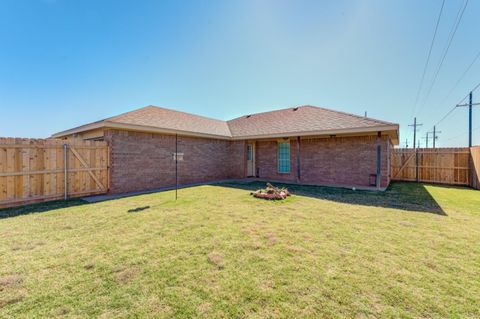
[
  {"left": 104, "top": 130, "right": 175, "bottom": 193},
  {"left": 228, "top": 141, "right": 247, "bottom": 179},
  {"left": 299, "top": 135, "right": 390, "bottom": 188},
  {"left": 104, "top": 130, "right": 392, "bottom": 193},
  {"left": 254, "top": 136, "right": 390, "bottom": 188},
  {"left": 256, "top": 139, "right": 299, "bottom": 183},
  {"left": 104, "top": 130, "right": 245, "bottom": 194}
]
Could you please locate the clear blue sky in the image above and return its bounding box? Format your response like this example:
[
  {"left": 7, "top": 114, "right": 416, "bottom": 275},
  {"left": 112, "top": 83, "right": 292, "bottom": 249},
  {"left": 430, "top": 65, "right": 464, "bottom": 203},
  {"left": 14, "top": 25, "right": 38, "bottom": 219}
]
[{"left": 1, "top": 0, "right": 479, "bottom": 147}]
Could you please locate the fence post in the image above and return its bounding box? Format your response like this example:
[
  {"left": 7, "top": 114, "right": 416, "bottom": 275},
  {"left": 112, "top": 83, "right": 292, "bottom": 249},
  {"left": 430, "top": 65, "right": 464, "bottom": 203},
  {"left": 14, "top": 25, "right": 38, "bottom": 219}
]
[
  {"left": 64, "top": 143, "right": 68, "bottom": 200},
  {"left": 415, "top": 148, "right": 419, "bottom": 182}
]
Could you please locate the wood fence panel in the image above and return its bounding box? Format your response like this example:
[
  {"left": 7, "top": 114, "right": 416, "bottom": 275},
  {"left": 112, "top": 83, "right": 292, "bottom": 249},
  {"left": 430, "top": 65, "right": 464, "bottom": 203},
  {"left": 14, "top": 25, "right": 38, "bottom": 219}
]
[
  {"left": 391, "top": 149, "right": 416, "bottom": 181},
  {"left": 391, "top": 147, "right": 474, "bottom": 186},
  {"left": 0, "top": 138, "right": 109, "bottom": 209}
]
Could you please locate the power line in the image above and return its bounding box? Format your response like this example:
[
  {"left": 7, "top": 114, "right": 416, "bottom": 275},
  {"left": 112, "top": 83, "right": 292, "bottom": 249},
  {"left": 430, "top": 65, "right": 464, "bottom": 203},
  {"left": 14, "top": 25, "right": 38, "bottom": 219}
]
[
  {"left": 429, "top": 80, "right": 480, "bottom": 129},
  {"left": 442, "top": 125, "right": 479, "bottom": 143},
  {"left": 444, "top": 131, "right": 467, "bottom": 142},
  {"left": 438, "top": 48, "right": 480, "bottom": 107},
  {"left": 417, "top": 0, "right": 469, "bottom": 115},
  {"left": 411, "top": 0, "right": 445, "bottom": 117},
  {"left": 433, "top": 105, "right": 457, "bottom": 128},
  {"left": 443, "top": 125, "right": 479, "bottom": 143}
]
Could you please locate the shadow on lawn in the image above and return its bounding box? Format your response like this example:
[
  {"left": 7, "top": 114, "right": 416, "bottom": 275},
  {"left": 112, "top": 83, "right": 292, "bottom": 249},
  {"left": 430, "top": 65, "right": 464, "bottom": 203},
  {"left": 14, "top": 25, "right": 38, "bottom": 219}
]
[
  {"left": 219, "top": 181, "right": 447, "bottom": 215},
  {"left": 0, "top": 199, "right": 87, "bottom": 219}
]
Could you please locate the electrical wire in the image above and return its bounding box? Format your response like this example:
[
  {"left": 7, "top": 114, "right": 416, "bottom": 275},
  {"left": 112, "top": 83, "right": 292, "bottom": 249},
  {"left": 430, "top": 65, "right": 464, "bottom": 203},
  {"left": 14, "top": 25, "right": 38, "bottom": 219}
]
[
  {"left": 443, "top": 124, "right": 479, "bottom": 142},
  {"left": 411, "top": 0, "right": 445, "bottom": 117},
  {"left": 438, "top": 49, "right": 480, "bottom": 107},
  {"left": 417, "top": 0, "right": 469, "bottom": 115},
  {"left": 433, "top": 105, "right": 457, "bottom": 128},
  {"left": 423, "top": 80, "right": 480, "bottom": 141}
]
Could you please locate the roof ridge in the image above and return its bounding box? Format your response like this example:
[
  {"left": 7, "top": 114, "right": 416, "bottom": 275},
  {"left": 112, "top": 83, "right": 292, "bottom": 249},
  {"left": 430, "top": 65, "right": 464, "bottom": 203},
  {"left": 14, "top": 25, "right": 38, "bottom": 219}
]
[
  {"left": 109, "top": 105, "right": 227, "bottom": 124},
  {"left": 303, "top": 105, "right": 396, "bottom": 126},
  {"left": 226, "top": 105, "right": 306, "bottom": 122},
  {"left": 109, "top": 105, "right": 233, "bottom": 136},
  {"left": 106, "top": 105, "right": 153, "bottom": 122},
  {"left": 145, "top": 105, "right": 229, "bottom": 124}
]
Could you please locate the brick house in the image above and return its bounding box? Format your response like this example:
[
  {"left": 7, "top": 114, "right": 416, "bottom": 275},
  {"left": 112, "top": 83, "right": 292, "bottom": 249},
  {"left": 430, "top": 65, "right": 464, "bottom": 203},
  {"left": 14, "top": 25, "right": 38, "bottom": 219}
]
[{"left": 52, "top": 105, "right": 399, "bottom": 193}]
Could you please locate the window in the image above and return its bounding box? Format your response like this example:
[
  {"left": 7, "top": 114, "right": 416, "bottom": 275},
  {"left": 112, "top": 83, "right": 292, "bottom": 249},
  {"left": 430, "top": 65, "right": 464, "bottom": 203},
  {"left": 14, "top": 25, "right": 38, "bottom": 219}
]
[
  {"left": 277, "top": 141, "right": 290, "bottom": 173},
  {"left": 247, "top": 144, "right": 253, "bottom": 161}
]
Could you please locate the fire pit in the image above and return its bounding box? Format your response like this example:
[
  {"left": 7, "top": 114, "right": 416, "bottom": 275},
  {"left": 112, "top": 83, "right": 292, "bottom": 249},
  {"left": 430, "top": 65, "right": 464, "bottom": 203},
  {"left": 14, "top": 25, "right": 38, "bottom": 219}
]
[{"left": 251, "top": 183, "right": 291, "bottom": 200}]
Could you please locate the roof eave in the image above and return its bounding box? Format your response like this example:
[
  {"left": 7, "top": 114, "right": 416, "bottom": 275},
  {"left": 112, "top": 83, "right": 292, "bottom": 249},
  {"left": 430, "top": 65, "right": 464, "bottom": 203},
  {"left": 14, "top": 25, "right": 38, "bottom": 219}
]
[
  {"left": 51, "top": 121, "right": 233, "bottom": 140},
  {"left": 52, "top": 121, "right": 399, "bottom": 144},
  {"left": 230, "top": 124, "right": 399, "bottom": 141},
  {"left": 104, "top": 122, "right": 232, "bottom": 139},
  {"left": 51, "top": 121, "right": 106, "bottom": 138}
]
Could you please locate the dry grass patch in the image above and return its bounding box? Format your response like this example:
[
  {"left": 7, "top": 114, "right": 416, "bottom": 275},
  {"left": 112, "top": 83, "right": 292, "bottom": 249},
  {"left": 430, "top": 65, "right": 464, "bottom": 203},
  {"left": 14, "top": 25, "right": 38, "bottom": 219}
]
[
  {"left": 0, "top": 274, "right": 23, "bottom": 288},
  {"left": 207, "top": 252, "right": 224, "bottom": 269},
  {"left": 0, "top": 295, "right": 25, "bottom": 308},
  {"left": 115, "top": 267, "right": 140, "bottom": 284}
]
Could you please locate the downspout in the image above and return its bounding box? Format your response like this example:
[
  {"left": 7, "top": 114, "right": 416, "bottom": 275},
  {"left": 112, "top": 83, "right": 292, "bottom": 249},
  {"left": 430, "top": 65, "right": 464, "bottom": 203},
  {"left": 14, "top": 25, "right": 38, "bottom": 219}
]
[
  {"left": 376, "top": 132, "right": 382, "bottom": 190},
  {"left": 297, "top": 136, "right": 301, "bottom": 183}
]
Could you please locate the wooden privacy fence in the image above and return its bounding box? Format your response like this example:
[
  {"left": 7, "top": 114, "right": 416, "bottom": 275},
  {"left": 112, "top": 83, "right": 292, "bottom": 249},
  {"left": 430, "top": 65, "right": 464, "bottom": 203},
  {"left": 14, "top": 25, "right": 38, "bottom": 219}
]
[
  {"left": 391, "top": 147, "right": 480, "bottom": 189},
  {"left": 0, "top": 138, "right": 109, "bottom": 209}
]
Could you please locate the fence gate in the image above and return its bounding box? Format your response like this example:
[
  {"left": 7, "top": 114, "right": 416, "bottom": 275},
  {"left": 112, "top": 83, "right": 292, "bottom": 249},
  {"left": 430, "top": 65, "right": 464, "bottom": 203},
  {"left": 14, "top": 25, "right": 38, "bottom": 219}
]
[
  {"left": 391, "top": 148, "right": 471, "bottom": 186},
  {"left": 0, "top": 138, "right": 109, "bottom": 209}
]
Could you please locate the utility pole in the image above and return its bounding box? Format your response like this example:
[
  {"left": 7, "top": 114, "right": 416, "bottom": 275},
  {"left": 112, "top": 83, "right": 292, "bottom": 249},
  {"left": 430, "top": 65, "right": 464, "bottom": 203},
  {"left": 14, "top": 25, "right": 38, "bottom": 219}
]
[
  {"left": 408, "top": 117, "right": 423, "bottom": 149},
  {"left": 405, "top": 138, "right": 409, "bottom": 148},
  {"left": 456, "top": 91, "right": 480, "bottom": 147},
  {"left": 430, "top": 126, "right": 442, "bottom": 148},
  {"left": 423, "top": 132, "right": 430, "bottom": 148}
]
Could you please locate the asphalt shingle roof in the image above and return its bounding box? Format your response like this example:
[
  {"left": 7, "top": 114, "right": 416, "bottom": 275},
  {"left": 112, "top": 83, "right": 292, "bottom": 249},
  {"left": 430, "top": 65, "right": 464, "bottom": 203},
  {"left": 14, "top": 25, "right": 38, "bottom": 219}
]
[
  {"left": 108, "top": 106, "right": 231, "bottom": 137},
  {"left": 227, "top": 105, "right": 395, "bottom": 138},
  {"left": 53, "top": 105, "right": 398, "bottom": 139}
]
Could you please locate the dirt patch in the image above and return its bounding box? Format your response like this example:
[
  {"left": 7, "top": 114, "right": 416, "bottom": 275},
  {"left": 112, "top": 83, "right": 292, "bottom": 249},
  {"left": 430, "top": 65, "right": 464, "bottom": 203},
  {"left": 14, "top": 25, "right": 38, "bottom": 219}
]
[
  {"left": 11, "top": 244, "right": 22, "bottom": 251},
  {"left": 207, "top": 251, "right": 224, "bottom": 269},
  {"left": 83, "top": 263, "right": 95, "bottom": 270},
  {"left": 116, "top": 267, "right": 139, "bottom": 284},
  {"left": 0, "top": 295, "right": 25, "bottom": 308},
  {"left": 287, "top": 245, "right": 307, "bottom": 253},
  {"left": 265, "top": 232, "right": 278, "bottom": 246},
  {"left": 10, "top": 241, "right": 45, "bottom": 251},
  {"left": 241, "top": 241, "right": 263, "bottom": 250},
  {"left": 197, "top": 302, "right": 212, "bottom": 314},
  {"left": 0, "top": 274, "right": 23, "bottom": 289},
  {"left": 399, "top": 221, "right": 416, "bottom": 227},
  {"left": 56, "top": 306, "right": 70, "bottom": 316},
  {"left": 303, "top": 234, "right": 313, "bottom": 241}
]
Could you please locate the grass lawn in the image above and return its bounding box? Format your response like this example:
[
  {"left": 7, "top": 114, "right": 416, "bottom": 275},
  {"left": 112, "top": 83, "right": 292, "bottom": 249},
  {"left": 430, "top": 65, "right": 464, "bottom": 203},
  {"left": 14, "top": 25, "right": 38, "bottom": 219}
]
[{"left": 1, "top": 182, "right": 479, "bottom": 318}]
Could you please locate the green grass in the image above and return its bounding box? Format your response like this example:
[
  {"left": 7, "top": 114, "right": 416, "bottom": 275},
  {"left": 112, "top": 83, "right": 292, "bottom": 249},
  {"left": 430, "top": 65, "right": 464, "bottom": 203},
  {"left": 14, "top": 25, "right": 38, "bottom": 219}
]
[{"left": 1, "top": 182, "right": 479, "bottom": 318}]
